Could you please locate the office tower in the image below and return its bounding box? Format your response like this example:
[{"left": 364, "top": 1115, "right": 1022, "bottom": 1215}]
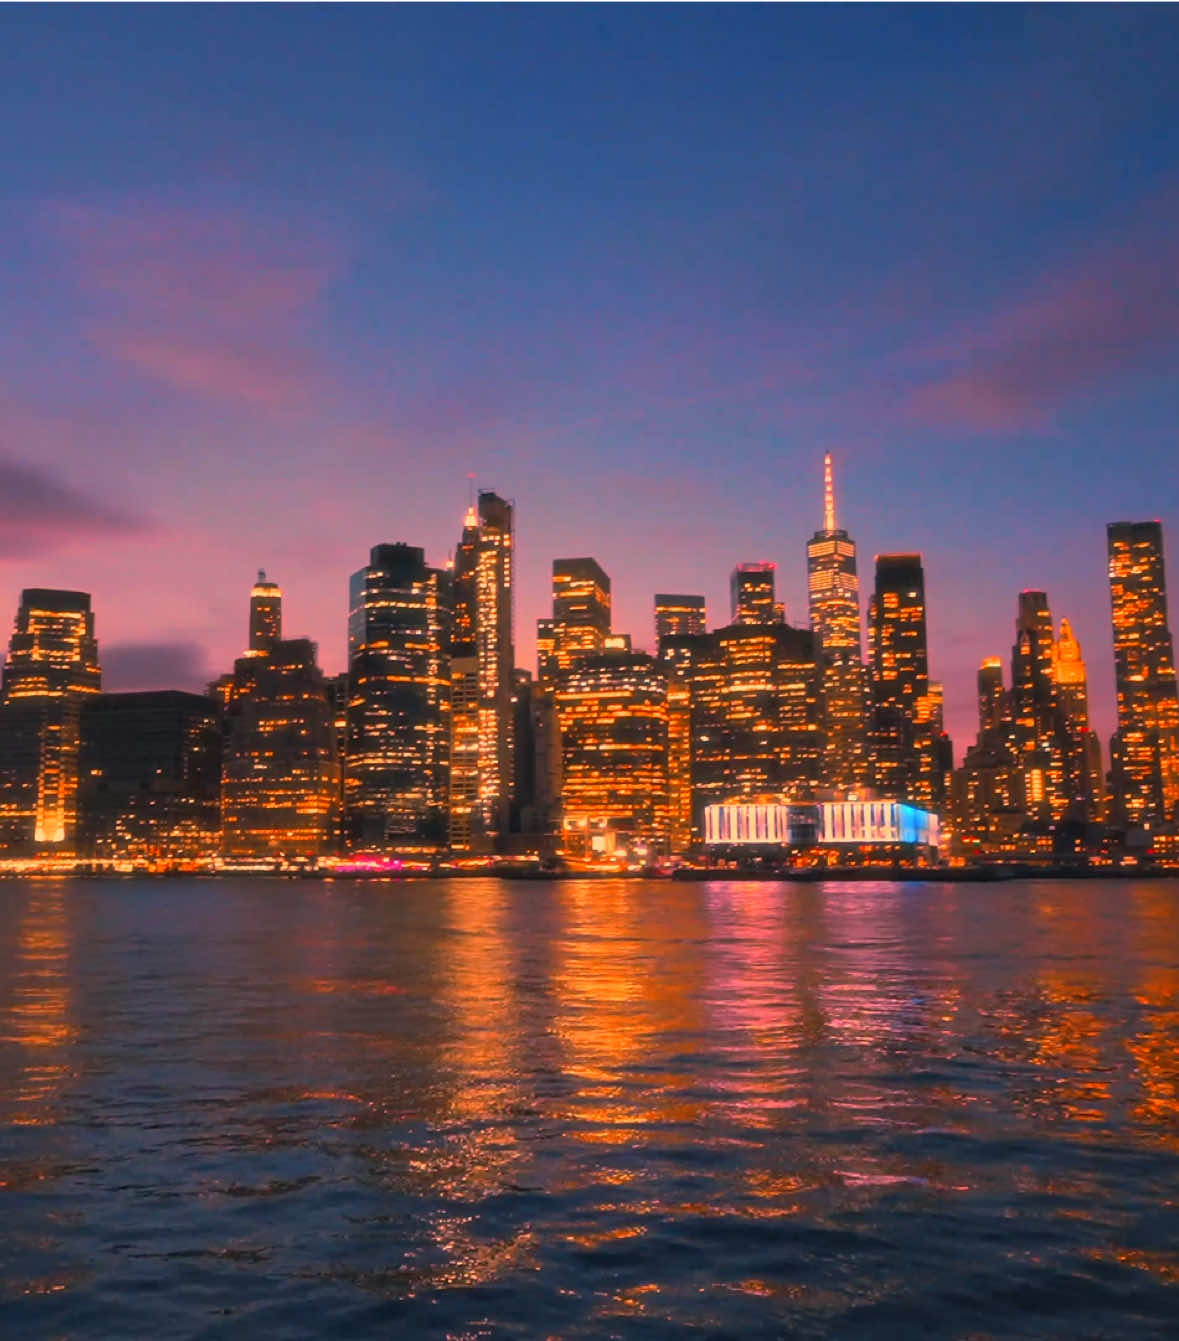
[
  {"left": 449, "top": 491, "right": 515, "bottom": 846},
  {"left": 654, "top": 594, "right": 707, "bottom": 644},
  {"left": 221, "top": 579, "right": 339, "bottom": 861},
  {"left": 806, "top": 452, "right": 870, "bottom": 792},
  {"left": 1009, "top": 590, "right": 1066, "bottom": 821},
  {"left": 952, "top": 657, "right": 1020, "bottom": 850},
  {"left": 977, "top": 657, "right": 1007, "bottom": 739},
  {"left": 537, "top": 557, "right": 611, "bottom": 680},
  {"left": 77, "top": 691, "right": 221, "bottom": 862},
  {"left": 686, "top": 620, "right": 821, "bottom": 832},
  {"left": 509, "top": 669, "right": 561, "bottom": 846},
  {"left": 604, "top": 633, "right": 632, "bottom": 652},
  {"left": 344, "top": 543, "right": 451, "bottom": 852},
  {"left": 1052, "top": 617, "right": 1104, "bottom": 819},
  {"left": 868, "top": 554, "right": 929, "bottom": 800},
  {"left": 667, "top": 676, "right": 693, "bottom": 854},
  {"left": 249, "top": 570, "right": 282, "bottom": 652},
  {"left": 1107, "top": 521, "right": 1179, "bottom": 828},
  {"left": 555, "top": 649, "right": 669, "bottom": 862},
  {"left": 0, "top": 589, "right": 101, "bottom": 851},
  {"left": 448, "top": 653, "right": 481, "bottom": 852},
  {"left": 731, "top": 563, "right": 783, "bottom": 626}
]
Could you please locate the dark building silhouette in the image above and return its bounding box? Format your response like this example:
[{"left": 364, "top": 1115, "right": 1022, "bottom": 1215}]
[
  {"left": 78, "top": 691, "right": 221, "bottom": 862},
  {"left": 730, "top": 563, "right": 784, "bottom": 626}
]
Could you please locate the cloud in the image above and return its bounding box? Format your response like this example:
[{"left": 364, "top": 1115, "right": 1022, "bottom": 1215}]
[
  {"left": 0, "top": 455, "right": 148, "bottom": 556},
  {"left": 908, "top": 195, "right": 1179, "bottom": 429},
  {"left": 50, "top": 200, "right": 336, "bottom": 412},
  {"left": 101, "top": 640, "right": 211, "bottom": 693}
]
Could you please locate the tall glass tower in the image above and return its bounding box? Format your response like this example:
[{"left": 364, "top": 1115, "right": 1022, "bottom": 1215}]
[
  {"left": 806, "top": 452, "right": 869, "bottom": 792},
  {"left": 1107, "top": 520, "right": 1179, "bottom": 827},
  {"left": 344, "top": 543, "right": 451, "bottom": 852},
  {"left": 0, "top": 588, "right": 101, "bottom": 850}
]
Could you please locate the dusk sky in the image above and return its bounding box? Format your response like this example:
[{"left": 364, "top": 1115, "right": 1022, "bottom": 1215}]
[{"left": 3, "top": 6, "right": 1178, "bottom": 746}]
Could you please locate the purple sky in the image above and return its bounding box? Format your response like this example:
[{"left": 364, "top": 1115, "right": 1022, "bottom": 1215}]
[{"left": 2, "top": 7, "right": 1178, "bottom": 749}]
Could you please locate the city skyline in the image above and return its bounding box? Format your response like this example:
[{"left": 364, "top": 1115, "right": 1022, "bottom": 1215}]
[{"left": 2, "top": 8, "right": 1179, "bottom": 752}]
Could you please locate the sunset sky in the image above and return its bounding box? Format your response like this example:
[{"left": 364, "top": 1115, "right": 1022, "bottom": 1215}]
[{"left": 2, "top": 6, "right": 1178, "bottom": 746}]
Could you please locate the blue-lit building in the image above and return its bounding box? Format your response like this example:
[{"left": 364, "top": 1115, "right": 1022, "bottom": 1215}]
[{"left": 703, "top": 798, "right": 940, "bottom": 861}]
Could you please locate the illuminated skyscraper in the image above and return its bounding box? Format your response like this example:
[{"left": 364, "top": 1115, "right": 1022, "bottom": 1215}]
[
  {"left": 537, "top": 557, "right": 611, "bottom": 680},
  {"left": 977, "top": 656, "right": 1006, "bottom": 738},
  {"left": 221, "top": 636, "right": 339, "bottom": 860},
  {"left": 249, "top": 570, "right": 282, "bottom": 652},
  {"left": 0, "top": 589, "right": 101, "bottom": 851},
  {"left": 344, "top": 543, "right": 451, "bottom": 853},
  {"left": 868, "top": 554, "right": 929, "bottom": 800},
  {"left": 555, "top": 649, "right": 669, "bottom": 862},
  {"left": 654, "top": 594, "right": 706, "bottom": 644},
  {"left": 1009, "top": 590, "right": 1065, "bottom": 820},
  {"left": 731, "top": 563, "right": 783, "bottom": 626},
  {"left": 806, "top": 452, "right": 870, "bottom": 792},
  {"left": 449, "top": 491, "right": 515, "bottom": 845},
  {"left": 1052, "top": 617, "right": 1104, "bottom": 819},
  {"left": 1107, "top": 520, "right": 1179, "bottom": 828},
  {"left": 686, "top": 621, "right": 821, "bottom": 831}
]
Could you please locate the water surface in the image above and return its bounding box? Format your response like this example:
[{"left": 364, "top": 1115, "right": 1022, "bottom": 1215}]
[{"left": 2, "top": 877, "right": 1178, "bottom": 1337}]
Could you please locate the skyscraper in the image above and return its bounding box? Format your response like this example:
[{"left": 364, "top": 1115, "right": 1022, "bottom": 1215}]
[
  {"left": 221, "top": 636, "right": 339, "bottom": 860},
  {"left": 654, "top": 594, "right": 707, "bottom": 644},
  {"left": 249, "top": 570, "right": 282, "bottom": 652},
  {"left": 450, "top": 491, "right": 515, "bottom": 845},
  {"left": 868, "top": 554, "right": 929, "bottom": 800},
  {"left": 0, "top": 589, "right": 101, "bottom": 851},
  {"left": 1107, "top": 521, "right": 1179, "bottom": 828},
  {"left": 344, "top": 543, "right": 451, "bottom": 852},
  {"left": 1052, "top": 617, "right": 1104, "bottom": 820},
  {"left": 1009, "top": 590, "right": 1064, "bottom": 820},
  {"left": 806, "top": 452, "right": 869, "bottom": 792},
  {"left": 730, "top": 563, "right": 783, "bottom": 626},
  {"left": 78, "top": 691, "right": 222, "bottom": 862},
  {"left": 537, "top": 557, "right": 611, "bottom": 679},
  {"left": 555, "top": 649, "right": 669, "bottom": 863}
]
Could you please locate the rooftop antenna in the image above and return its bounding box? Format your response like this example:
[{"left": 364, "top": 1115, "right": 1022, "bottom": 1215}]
[{"left": 823, "top": 452, "right": 836, "bottom": 532}]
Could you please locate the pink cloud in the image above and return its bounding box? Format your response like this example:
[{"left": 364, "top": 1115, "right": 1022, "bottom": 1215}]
[
  {"left": 50, "top": 200, "right": 336, "bottom": 412},
  {"left": 908, "top": 193, "right": 1179, "bottom": 429}
]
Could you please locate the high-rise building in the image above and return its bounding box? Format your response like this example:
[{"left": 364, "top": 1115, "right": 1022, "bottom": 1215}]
[
  {"left": 684, "top": 621, "right": 821, "bottom": 834},
  {"left": 951, "top": 657, "right": 1021, "bottom": 851},
  {"left": 1009, "top": 590, "right": 1065, "bottom": 821},
  {"left": 977, "top": 656, "right": 1006, "bottom": 738},
  {"left": 249, "top": 571, "right": 282, "bottom": 652},
  {"left": 1108, "top": 521, "right": 1179, "bottom": 828},
  {"left": 654, "top": 594, "right": 707, "bottom": 644},
  {"left": 78, "top": 691, "right": 221, "bottom": 862},
  {"left": 1052, "top": 617, "right": 1104, "bottom": 820},
  {"left": 222, "top": 637, "right": 339, "bottom": 860},
  {"left": 868, "top": 554, "right": 929, "bottom": 800},
  {"left": 555, "top": 649, "right": 669, "bottom": 862},
  {"left": 447, "top": 652, "right": 481, "bottom": 852},
  {"left": 0, "top": 589, "right": 102, "bottom": 852},
  {"left": 537, "top": 557, "right": 611, "bottom": 680},
  {"left": 449, "top": 491, "right": 515, "bottom": 846},
  {"left": 731, "top": 563, "right": 784, "bottom": 626},
  {"left": 344, "top": 543, "right": 451, "bottom": 853},
  {"left": 806, "top": 452, "right": 870, "bottom": 792},
  {"left": 221, "top": 576, "right": 339, "bottom": 860}
]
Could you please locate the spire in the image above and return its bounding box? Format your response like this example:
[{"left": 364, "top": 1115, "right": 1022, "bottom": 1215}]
[{"left": 823, "top": 451, "right": 836, "bottom": 532}]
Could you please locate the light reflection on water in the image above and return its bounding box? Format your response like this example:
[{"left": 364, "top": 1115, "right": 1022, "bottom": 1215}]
[{"left": 1, "top": 876, "right": 1178, "bottom": 1337}]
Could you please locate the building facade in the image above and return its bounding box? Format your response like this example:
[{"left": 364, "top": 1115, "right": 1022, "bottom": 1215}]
[
  {"left": 344, "top": 543, "right": 451, "bottom": 853},
  {"left": 0, "top": 589, "right": 102, "bottom": 853},
  {"left": 1107, "top": 521, "right": 1179, "bottom": 829},
  {"left": 654, "top": 593, "right": 707, "bottom": 643},
  {"left": 806, "top": 452, "right": 870, "bottom": 792}
]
